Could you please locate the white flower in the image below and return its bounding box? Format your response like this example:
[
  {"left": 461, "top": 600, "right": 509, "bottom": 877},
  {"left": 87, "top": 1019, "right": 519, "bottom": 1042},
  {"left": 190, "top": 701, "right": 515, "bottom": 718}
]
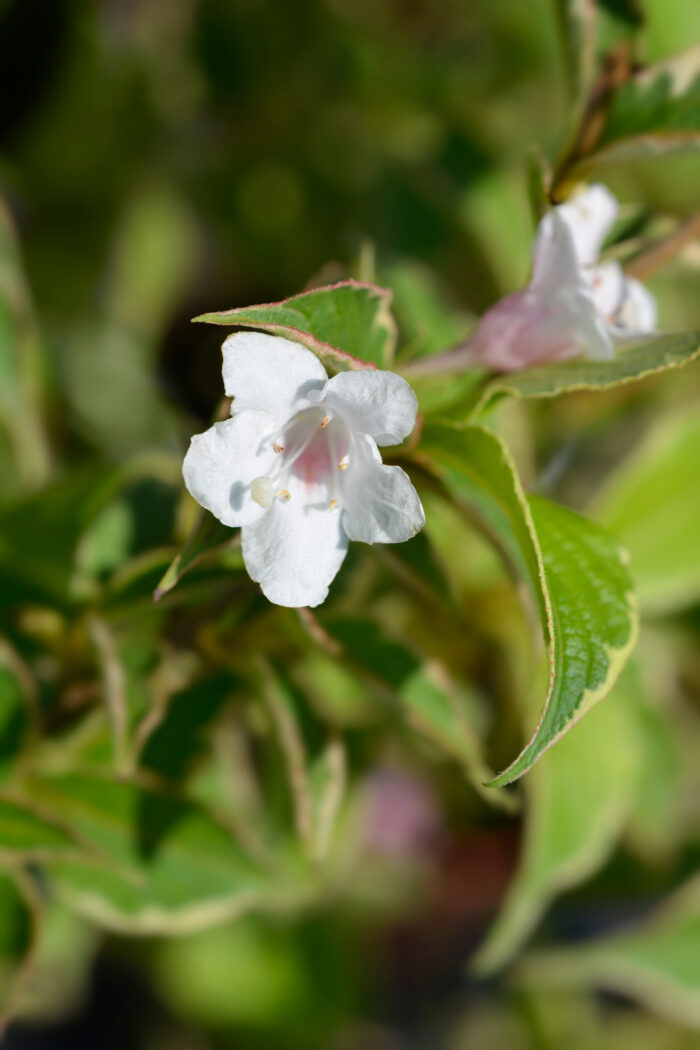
[
  {"left": 183, "top": 332, "right": 425, "bottom": 608},
  {"left": 470, "top": 184, "right": 657, "bottom": 372}
]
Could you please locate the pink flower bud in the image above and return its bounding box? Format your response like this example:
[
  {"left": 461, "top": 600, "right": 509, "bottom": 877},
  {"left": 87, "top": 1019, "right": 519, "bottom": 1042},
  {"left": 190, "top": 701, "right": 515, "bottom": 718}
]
[{"left": 469, "top": 185, "right": 657, "bottom": 373}]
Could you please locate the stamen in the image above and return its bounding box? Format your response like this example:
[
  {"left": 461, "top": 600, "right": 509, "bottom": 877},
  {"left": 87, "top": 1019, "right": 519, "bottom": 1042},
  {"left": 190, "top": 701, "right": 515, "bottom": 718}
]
[
  {"left": 338, "top": 454, "right": 349, "bottom": 471},
  {"left": 257, "top": 408, "right": 345, "bottom": 513}
]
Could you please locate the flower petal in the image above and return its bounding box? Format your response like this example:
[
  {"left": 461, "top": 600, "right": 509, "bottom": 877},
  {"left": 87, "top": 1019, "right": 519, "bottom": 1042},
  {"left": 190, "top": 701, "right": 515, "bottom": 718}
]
[
  {"left": 590, "top": 260, "right": 625, "bottom": 319},
  {"left": 241, "top": 472, "right": 349, "bottom": 608},
  {"left": 222, "top": 332, "right": 328, "bottom": 421},
  {"left": 183, "top": 410, "right": 276, "bottom": 527},
  {"left": 617, "top": 276, "right": 658, "bottom": 333},
  {"left": 557, "top": 184, "right": 618, "bottom": 267},
  {"left": 470, "top": 288, "right": 579, "bottom": 371},
  {"left": 565, "top": 291, "right": 616, "bottom": 361},
  {"left": 325, "top": 369, "right": 418, "bottom": 446},
  {"left": 532, "top": 211, "right": 587, "bottom": 295},
  {"left": 342, "top": 436, "right": 425, "bottom": 544}
]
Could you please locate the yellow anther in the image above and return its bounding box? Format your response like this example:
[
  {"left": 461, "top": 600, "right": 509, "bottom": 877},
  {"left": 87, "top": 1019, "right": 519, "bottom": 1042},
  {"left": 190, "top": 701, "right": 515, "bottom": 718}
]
[
  {"left": 272, "top": 442, "right": 284, "bottom": 453},
  {"left": 320, "top": 416, "right": 331, "bottom": 428},
  {"left": 277, "top": 489, "right": 291, "bottom": 503},
  {"left": 338, "top": 455, "right": 349, "bottom": 471},
  {"left": 329, "top": 499, "right": 338, "bottom": 511}
]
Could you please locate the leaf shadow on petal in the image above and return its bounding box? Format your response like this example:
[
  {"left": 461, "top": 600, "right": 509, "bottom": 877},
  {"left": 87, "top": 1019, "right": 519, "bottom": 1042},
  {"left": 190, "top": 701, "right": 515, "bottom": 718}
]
[{"left": 229, "top": 481, "right": 249, "bottom": 514}]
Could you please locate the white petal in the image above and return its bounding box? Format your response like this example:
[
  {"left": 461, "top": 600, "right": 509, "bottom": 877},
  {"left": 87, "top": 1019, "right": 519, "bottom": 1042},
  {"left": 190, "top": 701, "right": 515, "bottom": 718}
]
[
  {"left": 222, "top": 332, "right": 328, "bottom": 421},
  {"left": 342, "top": 436, "right": 425, "bottom": 544},
  {"left": 557, "top": 184, "right": 619, "bottom": 266},
  {"left": 183, "top": 410, "right": 276, "bottom": 527},
  {"left": 617, "top": 276, "right": 658, "bottom": 333},
  {"left": 325, "top": 369, "right": 419, "bottom": 446},
  {"left": 590, "top": 260, "right": 625, "bottom": 319},
  {"left": 532, "top": 211, "right": 587, "bottom": 295},
  {"left": 241, "top": 471, "right": 349, "bottom": 608},
  {"left": 469, "top": 289, "right": 580, "bottom": 371},
  {"left": 565, "top": 291, "right": 616, "bottom": 361}
]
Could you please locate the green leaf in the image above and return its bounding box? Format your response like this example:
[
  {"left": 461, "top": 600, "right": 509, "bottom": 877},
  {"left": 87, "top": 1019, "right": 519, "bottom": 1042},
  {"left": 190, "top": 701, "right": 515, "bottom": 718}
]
[
  {"left": 323, "top": 617, "right": 514, "bottom": 808},
  {"left": 411, "top": 369, "right": 488, "bottom": 421},
  {"left": 154, "top": 509, "right": 241, "bottom": 601},
  {"left": 0, "top": 654, "right": 33, "bottom": 785},
  {"left": 625, "top": 682, "right": 682, "bottom": 861},
  {"left": 0, "top": 797, "right": 79, "bottom": 860},
  {"left": 473, "top": 665, "right": 639, "bottom": 974},
  {"left": 0, "top": 200, "right": 50, "bottom": 496},
  {"left": 555, "top": 0, "right": 597, "bottom": 119},
  {"left": 0, "top": 867, "right": 39, "bottom": 1021},
  {"left": 261, "top": 666, "right": 347, "bottom": 859},
  {"left": 476, "top": 331, "right": 700, "bottom": 408},
  {"left": 592, "top": 409, "right": 700, "bottom": 614},
  {"left": 420, "top": 423, "right": 638, "bottom": 785},
  {"left": 597, "top": 0, "right": 645, "bottom": 26},
  {"left": 384, "top": 260, "right": 472, "bottom": 361},
  {"left": 31, "top": 772, "right": 281, "bottom": 935},
  {"left": 375, "top": 522, "right": 459, "bottom": 614},
  {"left": 459, "top": 170, "right": 534, "bottom": 295},
  {"left": 307, "top": 738, "right": 346, "bottom": 863},
  {"left": 518, "top": 876, "right": 700, "bottom": 1029},
  {"left": 10, "top": 902, "right": 98, "bottom": 1025},
  {"left": 106, "top": 183, "right": 201, "bottom": 342},
  {"left": 193, "top": 279, "right": 397, "bottom": 371},
  {"left": 139, "top": 673, "right": 238, "bottom": 782},
  {"left": 0, "top": 466, "right": 108, "bottom": 606},
  {"left": 398, "top": 664, "right": 514, "bottom": 809},
  {"left": 0, "top": 456, "right": 180, "bottom": 609},
  {"left": 591, "top": 44, "right": 700, "bottom": 164},
  {"left": 152, "top": 916, "right": 334, "bottom": 1032},
  {"left": 62, "top": 324, "right": 179, "bottom": 457}
]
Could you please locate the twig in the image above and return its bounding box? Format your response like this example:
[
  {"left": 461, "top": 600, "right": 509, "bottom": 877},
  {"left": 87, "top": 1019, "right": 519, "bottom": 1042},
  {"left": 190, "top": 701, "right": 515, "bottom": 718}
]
[
  {"left": 260, "top": 661, "right": 313, "bottom": 850},
  {"left": 625, "top": 214, "right": 700, "bottom": 281},
  {"left": 88, "top": 614, "right": 131, "bottom": 775},
  {"left": 295, "top": 607, "right": 342, "bottom": 656},
  {"left": 313, "top": 738, "right": 346, "bottom": 862},
  {"left": 399, "top": 340, "right": 482, "bottom": 378}
]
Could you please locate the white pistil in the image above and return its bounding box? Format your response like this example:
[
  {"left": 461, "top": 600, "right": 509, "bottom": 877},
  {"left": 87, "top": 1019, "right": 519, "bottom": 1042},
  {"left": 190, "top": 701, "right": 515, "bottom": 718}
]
[
  {"left": 252, "top": 411, "right": 324, "bottom": 509},
  {"left": 251, "top": 476, "right": 276, "bottom": 508},
  {"left": 326, "top": 423, "right": 341, "bottom": 512},
  {"left": 277, "top": 425, "right": 317, "bottom": 476},
  {"left": 251, "top": 476, "right": 292, "bottom": 508}
]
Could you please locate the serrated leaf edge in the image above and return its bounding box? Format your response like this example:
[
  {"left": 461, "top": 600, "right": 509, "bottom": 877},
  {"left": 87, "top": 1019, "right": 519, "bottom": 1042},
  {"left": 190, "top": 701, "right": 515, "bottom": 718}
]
[
  {"left": 474, "top": 333, "right": 700, "bottom": 414},
  {"left": 193, "top": 279, "right": 396, "bottom": 372},
  {"left": 420, "top": 421, "right": 637, "bottom": 786}
]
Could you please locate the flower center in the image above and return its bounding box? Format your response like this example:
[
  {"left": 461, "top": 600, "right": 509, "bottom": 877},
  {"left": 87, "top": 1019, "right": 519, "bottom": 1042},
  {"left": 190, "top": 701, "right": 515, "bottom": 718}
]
[{"left": 251, "top": 407, "right": 351, "bottom": 510}]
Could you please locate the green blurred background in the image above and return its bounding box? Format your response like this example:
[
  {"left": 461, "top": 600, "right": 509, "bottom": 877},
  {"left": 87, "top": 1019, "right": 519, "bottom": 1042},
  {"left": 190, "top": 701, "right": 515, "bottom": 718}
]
[
  {"left": 2, "top": 0, "right": 699, "bottom": 463},
  {"left": 1, "top": 1, "right": 700, "bottom": 1048}
]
